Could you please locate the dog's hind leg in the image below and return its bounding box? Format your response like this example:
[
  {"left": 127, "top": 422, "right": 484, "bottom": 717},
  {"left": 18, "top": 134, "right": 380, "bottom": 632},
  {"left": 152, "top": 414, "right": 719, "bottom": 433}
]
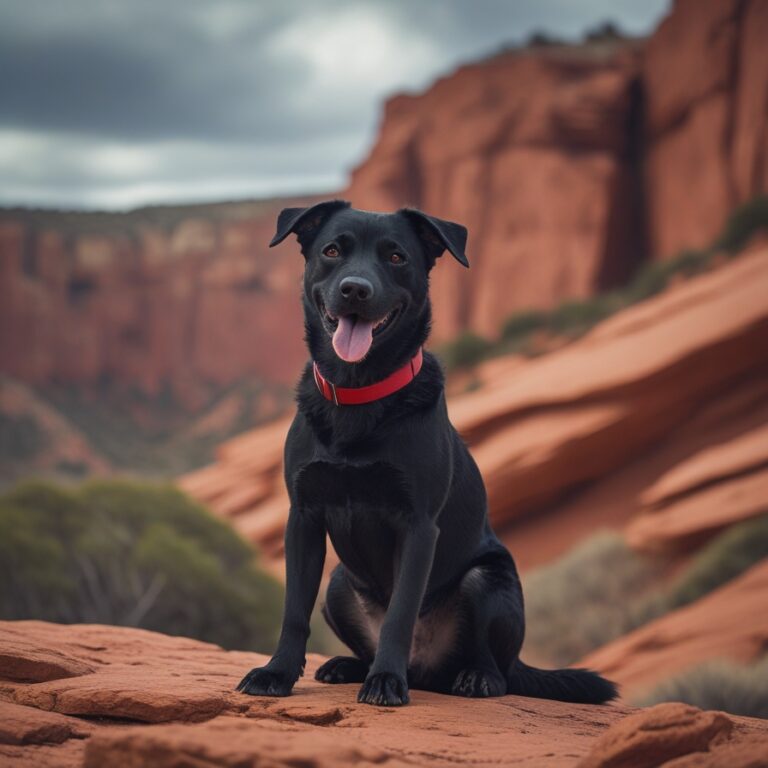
[
  {"left": 315, "top": 565, "right": 378, "bottom": 684},
  {"left": 450, "top": 548, "right": 525, "bottom": 698}
]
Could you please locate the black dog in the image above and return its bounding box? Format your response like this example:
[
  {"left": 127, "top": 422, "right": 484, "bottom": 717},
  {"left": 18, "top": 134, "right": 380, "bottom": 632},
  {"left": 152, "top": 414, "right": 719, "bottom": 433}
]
[{"left": 237, "top": 200, "right": 617, "bottom": 707}]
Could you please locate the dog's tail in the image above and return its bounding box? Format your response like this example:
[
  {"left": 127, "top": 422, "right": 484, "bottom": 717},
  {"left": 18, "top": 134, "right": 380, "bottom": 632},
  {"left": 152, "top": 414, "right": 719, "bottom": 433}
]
[{"left": 506, "top": 659, "right": 618, "bottom": 704}]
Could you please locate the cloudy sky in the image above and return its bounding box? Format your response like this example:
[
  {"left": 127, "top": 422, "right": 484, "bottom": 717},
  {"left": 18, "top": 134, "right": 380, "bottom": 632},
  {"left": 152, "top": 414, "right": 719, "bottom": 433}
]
[{"left": 0, "top": 0, "right": 669, "bottom": 211}]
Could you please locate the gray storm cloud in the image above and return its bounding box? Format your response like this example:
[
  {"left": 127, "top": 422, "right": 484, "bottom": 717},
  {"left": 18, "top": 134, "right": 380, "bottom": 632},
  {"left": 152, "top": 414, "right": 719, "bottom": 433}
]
[{"left": 0, "top": 0, "right": 669, "bottom": 209}]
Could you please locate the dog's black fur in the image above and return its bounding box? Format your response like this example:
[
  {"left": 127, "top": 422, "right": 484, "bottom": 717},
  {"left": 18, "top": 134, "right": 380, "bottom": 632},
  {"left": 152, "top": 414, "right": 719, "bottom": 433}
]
[{"left": 237, "top": 200, "right": 617, "bottom": 706}]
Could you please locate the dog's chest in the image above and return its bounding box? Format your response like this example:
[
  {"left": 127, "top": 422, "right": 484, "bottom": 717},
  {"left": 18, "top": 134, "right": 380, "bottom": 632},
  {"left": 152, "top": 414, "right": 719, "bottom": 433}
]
[{"left": 294, "top": 459, "right": 412, "bottom": 594}]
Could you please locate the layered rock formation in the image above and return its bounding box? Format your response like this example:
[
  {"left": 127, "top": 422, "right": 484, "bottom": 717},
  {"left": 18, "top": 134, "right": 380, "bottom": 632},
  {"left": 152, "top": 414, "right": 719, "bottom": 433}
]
[
  {"left": 580, "top": 559, "right": 768, "bottom": 699},
  {"left": 2, "top": 0, "right": 766, "bottom": 418},
  {"left": 347, "top": 0, "right": 768, "bottom": 338},
  {"left": 346, "top": 40, "right": 645, "bottom": 339},
  {"left": 626, "top": 423, "right": 768, "bottom": 553},
  {"left": 180, "top": 245, "right": 768, "bottom": 576},
  {"left": 644, "top": 0, "right": 768, "bottom": 259},
  {"left": 0, "top": 201, "right": 309, "bottom": 408},
  {"left": 2, "top": 621, "right": 767, "bottom": 767}
]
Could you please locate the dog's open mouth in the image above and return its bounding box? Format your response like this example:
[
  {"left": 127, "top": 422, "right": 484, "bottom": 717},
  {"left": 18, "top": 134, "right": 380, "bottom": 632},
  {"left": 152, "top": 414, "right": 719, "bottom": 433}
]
[{"left": 319, "top": 301, "right": 401, "bottom": 362}]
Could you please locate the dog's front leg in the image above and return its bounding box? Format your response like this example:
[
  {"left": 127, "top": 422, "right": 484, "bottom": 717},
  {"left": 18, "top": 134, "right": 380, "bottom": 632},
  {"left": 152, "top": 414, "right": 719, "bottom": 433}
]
[
  {"left": 357, "top": 519, "right": 438, "bottom": 706},
  {"left": 237, "top": 508, "right": 325, "bottom": 696}
]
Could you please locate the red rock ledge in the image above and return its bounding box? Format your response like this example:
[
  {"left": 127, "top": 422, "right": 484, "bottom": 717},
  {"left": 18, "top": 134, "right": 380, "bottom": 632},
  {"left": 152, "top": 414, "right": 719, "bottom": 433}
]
[{"left": 0, "top": 621, "right": 766, "bottom": 767}]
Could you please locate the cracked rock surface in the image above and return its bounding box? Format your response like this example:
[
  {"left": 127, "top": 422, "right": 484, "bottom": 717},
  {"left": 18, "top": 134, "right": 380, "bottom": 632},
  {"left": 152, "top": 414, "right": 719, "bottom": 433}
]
[{"left": 1, "top": 621, "right": 767, "bottom": 767}]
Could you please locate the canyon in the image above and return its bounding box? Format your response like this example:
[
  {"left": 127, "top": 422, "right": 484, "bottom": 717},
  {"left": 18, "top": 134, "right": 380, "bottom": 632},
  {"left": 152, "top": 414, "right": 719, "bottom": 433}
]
[
  {"left": 1, "top": 0, "right": 766, "bottom": 458},
  {"left": 2, "top": 2, "right": 768, "bottom": 760}
]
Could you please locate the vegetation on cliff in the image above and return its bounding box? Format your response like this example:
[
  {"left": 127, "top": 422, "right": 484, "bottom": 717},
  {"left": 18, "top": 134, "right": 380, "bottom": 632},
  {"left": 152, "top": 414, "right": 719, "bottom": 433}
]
[
  {"left": 524, "top": 516, "right": 768, "bottom": 674},
  {"left": 439, "top": 195, "right": 768, "bottom": 371},
  {"left": 0, "top": 479, "right": 285, "bottom": 652},
  {"left": 640, "top": 656, "right": 768, "bottom": 719}
]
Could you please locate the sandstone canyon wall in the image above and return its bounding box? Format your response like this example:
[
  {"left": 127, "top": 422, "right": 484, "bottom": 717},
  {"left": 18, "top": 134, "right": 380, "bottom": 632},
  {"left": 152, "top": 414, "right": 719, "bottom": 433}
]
[
  {"left": 643, "top": 0, "right": 768, "bottom": 259},
  {"left": 346, "top": 42, "right": 646, "bottom": 340},
  {"left": 1, "top": 0, "right": 766, "bottom": 410},
  {"left": 180, "top": 245, "right": 768, "bottom": 578},
  {"left": 347, "top": 0, "right": 768, "bottom": 339},
  {"left": 0, "top": 201, "right": 310, "bottom": 409}
]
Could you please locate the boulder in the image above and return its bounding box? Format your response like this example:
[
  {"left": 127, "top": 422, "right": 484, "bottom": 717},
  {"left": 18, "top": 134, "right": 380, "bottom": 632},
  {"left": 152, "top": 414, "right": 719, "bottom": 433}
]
[{"left": 576, "top": 702, "right": 768, "bottom": 768}]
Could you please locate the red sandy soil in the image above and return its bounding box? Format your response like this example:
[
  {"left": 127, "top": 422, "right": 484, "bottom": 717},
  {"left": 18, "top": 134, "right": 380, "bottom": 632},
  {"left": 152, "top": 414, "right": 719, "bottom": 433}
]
[{"left": 1, "top": 621, "right": 767, "bottom": 767}]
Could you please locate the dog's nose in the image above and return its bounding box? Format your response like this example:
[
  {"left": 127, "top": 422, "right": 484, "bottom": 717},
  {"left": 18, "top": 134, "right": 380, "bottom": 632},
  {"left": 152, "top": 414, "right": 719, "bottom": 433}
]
[{"left": 339, "top": 276, "right": 374, "bottom": 302}]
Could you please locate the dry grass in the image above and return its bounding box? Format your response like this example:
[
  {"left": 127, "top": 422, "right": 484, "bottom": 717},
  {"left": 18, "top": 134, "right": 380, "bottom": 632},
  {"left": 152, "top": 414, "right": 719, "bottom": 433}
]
[{"left": 637, "top": 656, "right": 768, "bottom": 719}]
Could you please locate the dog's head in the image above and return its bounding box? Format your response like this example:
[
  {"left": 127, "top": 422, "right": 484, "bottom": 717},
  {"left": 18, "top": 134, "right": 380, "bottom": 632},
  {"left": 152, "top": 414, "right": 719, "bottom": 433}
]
[{"left": 270, "top": 200, "right": 468, "bottom": 368}]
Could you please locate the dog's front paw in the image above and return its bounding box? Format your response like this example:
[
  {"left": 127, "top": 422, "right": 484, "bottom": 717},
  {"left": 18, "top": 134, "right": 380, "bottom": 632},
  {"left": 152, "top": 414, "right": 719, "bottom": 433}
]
[
  {"left": 236, "top": 666, "right": 296, "bottom": 697},
  {"left": 451, "top": 668, "right": 506, "bottom": 698},
  {"left": 357, "top": 671, "right": 409, "bottom": 706},
  {"left": 315, "top": 656, "right": 369, "bottom": 684}
]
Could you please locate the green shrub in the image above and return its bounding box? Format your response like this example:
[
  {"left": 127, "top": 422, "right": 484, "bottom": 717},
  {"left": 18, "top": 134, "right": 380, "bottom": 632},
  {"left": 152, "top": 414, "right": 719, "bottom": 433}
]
[
  {"left": 0, "top": 479, "right": 284, "bottom": 652},
  {"left": 438, "top": 331, "right": 493, "bottom": 370},
  {"left": 545, "top": 296, "right": 617, "bottom": 336},
  {"left": 715, "top": 195, "right": 768, "bottom": 254},
  {"left": 637, "top": 656, "right": 768, "bottom": 719},
  {"left": 522, "top": 531, "right": 662, "bottom": 666},
  {"left": 632, "top": 515, "right": 768, "bottom": 627},
  {"left": 523, "top": 517, "right": 768, "bottom": 668},
  {"left": 624, "top": 249, "right": 712, "bottom": 304},
  {"left": 666, "top": 514, "right": 768, "bottom": 608},
  {"left": 500, "top": 310, "right": 549, "bottom": 343},
  {"left": 0, "top": 413, "right": 43, "bottom": 461}
]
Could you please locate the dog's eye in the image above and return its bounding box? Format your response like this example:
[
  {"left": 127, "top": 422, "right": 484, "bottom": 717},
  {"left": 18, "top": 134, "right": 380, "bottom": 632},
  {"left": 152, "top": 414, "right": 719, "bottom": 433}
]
[
  {"left": 323, "top": 245, "right": 340, "bottom": 258},
  {"left": 389, "top": 252, "right": 406, "bottom": 265}
]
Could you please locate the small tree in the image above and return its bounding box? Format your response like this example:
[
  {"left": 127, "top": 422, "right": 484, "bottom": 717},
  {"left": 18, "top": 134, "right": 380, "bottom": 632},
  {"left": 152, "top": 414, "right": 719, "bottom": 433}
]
[{"left": 0, "top": 479, "right": 284, "bottom": 652}]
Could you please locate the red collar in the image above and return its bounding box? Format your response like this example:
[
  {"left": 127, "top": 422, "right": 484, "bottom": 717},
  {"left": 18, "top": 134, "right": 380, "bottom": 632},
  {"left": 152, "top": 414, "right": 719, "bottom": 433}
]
[{"left": 313, "top": 348, "right": 423, "bottom": 405}]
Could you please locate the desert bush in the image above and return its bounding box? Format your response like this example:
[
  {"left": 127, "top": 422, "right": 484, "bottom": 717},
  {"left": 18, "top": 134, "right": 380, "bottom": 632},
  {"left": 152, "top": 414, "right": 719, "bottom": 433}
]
[
  {"left": 664, "top": 514, "right": 768, "bottom": 608},
  {"left": 715, "top": 194, "right": 768, "bottom": 254},
  {"left": 624, "top": 249, "right": 712, "bottom": 304},
  {"left": 440, "top": 195, "right": 768, "bottom": 374},
  {"left": 522, "top": 531, "right": 662, "bottom": 666},
  {"left": 631, "top": 515, "right": 768, "bottom": 627},
  {"left": 545, "top": 296, "right": 617, "bottom": 336},
  {"left": 500, "top": 310, "right": 549, "bottom": 343},
  {"left": 523, "top": 518, "right": 768, "bottom": 668},
  {"left": 584, "top": 21, "right": 625, "bottom": 43},
  {"left": 0, "top": 413, "right": 43, "bottom": 461},
  {"left": 637, "top": 656, "right": 768, "bottom": 719},
  {"left": 438, "top": 331, "right": 493, "bottom": 370},
  {"left": 0, "top": 479, "right": 284, "bottom": 652}
]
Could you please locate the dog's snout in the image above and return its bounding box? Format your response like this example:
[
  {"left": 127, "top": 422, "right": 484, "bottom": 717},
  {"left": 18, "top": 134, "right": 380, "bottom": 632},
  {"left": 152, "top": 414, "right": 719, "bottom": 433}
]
[{"left": 339, "top": 276, "right": 374, "bottom": 302}]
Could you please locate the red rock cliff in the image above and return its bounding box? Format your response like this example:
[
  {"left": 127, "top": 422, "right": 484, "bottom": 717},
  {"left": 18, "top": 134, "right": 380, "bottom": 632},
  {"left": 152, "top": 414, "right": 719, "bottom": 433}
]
[
  {"left": 644, "top": 0, "right": 768, "bottom": 260},
  {"left": 347, "top": 0, "right": 768, "bottom": 339},
  {"left": 347, "top": 42, "right": 645, "bottom": 340},
  {"left": 1, "top": 0, "right": 766, "bottom": 403},
  {"left": 0, "top": 203, "right": 309, "bottom": 408}
]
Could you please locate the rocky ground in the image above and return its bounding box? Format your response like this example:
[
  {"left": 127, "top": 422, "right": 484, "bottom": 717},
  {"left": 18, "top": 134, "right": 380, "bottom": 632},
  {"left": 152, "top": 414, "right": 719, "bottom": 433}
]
[{"left": 1, "top": 620, "right": 767, "bottom": 767}]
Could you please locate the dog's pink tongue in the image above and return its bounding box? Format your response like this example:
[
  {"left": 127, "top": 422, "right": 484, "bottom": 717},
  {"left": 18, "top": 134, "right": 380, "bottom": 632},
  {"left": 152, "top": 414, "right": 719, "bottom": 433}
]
[{"left": 332, "top": 315, "right": 374, "bottom": 362}]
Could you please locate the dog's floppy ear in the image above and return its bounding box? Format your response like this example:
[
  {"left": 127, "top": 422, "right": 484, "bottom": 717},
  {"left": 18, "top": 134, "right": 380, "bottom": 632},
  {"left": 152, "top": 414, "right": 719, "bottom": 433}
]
[
  {"left": 269, "top": 199, "right": 351, "bottom": 251},
  {"left": 400, "top": 208, "right": 469, "bottom": 268}
]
